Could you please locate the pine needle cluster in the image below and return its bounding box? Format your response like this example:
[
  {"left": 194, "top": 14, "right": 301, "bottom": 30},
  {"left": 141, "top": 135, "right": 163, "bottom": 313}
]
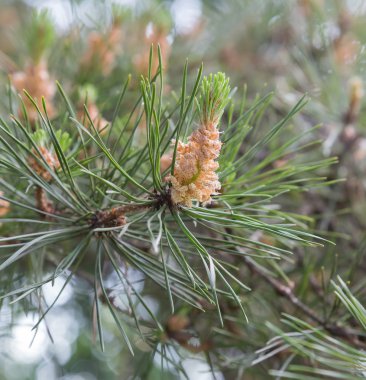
[{"left": 0, "top": 2, "right": 365, "bottom": 379}]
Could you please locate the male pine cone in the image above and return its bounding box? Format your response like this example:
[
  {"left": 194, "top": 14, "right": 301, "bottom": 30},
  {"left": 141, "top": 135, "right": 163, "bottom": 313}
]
[{"left": 167, "top": 73, "right": 230, "bottom": 207}]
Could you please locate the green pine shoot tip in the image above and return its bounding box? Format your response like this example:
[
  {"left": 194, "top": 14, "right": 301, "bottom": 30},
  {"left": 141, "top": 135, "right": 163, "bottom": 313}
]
[{"left": 197, "top": 72, "right": 231, "bottom": 127}]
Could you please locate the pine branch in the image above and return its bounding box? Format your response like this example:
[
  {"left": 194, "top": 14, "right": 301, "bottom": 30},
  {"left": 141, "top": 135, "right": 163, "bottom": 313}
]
[{"left": 235, "top": 240, "right": 366, "bottom": 348}]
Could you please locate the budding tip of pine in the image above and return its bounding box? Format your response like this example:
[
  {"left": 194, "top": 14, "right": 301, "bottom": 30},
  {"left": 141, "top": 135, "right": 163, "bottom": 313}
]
[{"left": 167, "top": 72, "right": 231, "bottom": 207}]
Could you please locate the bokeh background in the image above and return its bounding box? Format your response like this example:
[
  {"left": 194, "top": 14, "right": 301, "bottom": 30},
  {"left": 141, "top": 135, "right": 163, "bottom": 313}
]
[{"left": 1, "top": 0, "right": 366, "bottom": 379}]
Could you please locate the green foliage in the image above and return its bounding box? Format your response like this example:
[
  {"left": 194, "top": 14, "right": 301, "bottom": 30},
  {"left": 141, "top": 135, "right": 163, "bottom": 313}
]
[
  {"left": 0, "top": 51, "right": 332, "bottom": 372},
  {"left": 257, "top": 278, "right": 366, "bottom": 379},
  {"left": 30, "top": 129, "right": 72, "bottom": 151},
  {"left": 197, "top": 72, "right": 231, "bottom": 126},
  {"left": 26, "top": 10, "right": 55, "bottom": 63},
  {"left": 1, "top": 1, "right": 366, "bottom": 379},
  {"left": 78, "top": 84, "right": 98, "bottom": 104}
]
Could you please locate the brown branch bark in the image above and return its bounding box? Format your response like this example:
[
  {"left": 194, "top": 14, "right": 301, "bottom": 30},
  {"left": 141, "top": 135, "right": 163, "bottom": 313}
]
[
  {"left": 91, "top": 203, "right": 152, "bottom": 228},
  {"left": 244, "top": 255, "right": 365, "bottom": 345}
]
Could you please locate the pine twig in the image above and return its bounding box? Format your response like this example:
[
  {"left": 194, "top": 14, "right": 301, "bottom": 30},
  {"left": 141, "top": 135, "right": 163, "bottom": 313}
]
[
  {"left": 90, "top": 203, "right": 153, "bottom": 228},
  {"left": 225, "top": 228, "right": 365, "bottom": 347},
  {"left": 244, "top": 255, "right": 365, "bottom": 346}
]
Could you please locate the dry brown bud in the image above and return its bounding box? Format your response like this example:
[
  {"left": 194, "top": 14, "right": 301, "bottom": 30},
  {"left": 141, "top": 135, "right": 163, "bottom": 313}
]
[{"left": 166, "top": 315, "right": 190, "bottom": 333}]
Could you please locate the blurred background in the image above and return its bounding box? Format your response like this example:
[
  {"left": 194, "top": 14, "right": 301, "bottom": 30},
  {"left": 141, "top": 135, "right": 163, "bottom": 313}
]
[{"left": 1, "top": 0, "right": 366, "bottom": 379}]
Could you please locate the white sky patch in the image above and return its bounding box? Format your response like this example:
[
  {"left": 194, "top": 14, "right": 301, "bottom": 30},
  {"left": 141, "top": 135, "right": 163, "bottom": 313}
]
[
  {"left": 346, "top": 0, "right": 366, "bottom": 15},
  {"left": 43, "top": 276, "right": 73, "bottom": 307},
  {"left": 26, "top": 0, "right": 203, "bottom": 36},
  {"left": 146, "top": 22, "right": 154, "bottom": 38},
  {"left": 182, "top": 358, "right": 224, "bottom": 380},
  {"left": 104, "top": 265, "right": 145, "bottom": 313},
  {"left": 111, "top": 0, "right": 136, "bottom": 7},
  {"left": 25, "top": 0, "right": 74, "bottom": 32},
  {"left": 76, "top": 1, "right": 113, "bottom": 29},
  {"left": 47, "top": 311, "right": 80, "bottom": 364},
  {"left": 9, "top": 314, "right": 50, "bottom": 363},
  {"left": 171, "top": 0, "right": 202, "bottom": 35},
  {"left": 135, "top": 295, "right": 159, "bottom": 322},
  {"left": 36, "top": 361, "right": 58, "bottom": 380},
  {"left": 59, "top": 374, "right": 97, "bottom": 380},
  {"left": 5, "top": 279, "right": 79, "bottom": 369}
]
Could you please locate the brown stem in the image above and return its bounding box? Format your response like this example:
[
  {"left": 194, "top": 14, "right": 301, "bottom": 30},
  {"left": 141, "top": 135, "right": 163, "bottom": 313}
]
[
  {"left": 91, "top": 202, "right": 153, "bottom": 228},
  {"left": 245, "top": 255, "right": 364, "bottom": 345},
  {"left": 243, "top": 254, "right": 323, "bottom": 323}
]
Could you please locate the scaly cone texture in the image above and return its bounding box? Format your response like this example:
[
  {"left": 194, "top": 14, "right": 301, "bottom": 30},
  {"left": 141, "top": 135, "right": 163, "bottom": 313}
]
[
  {"left": 167, "top": 73, "right": 230, "bottom": 207},
  {"left": 28, "top": 146, "right": 60, "bottom": 182}
]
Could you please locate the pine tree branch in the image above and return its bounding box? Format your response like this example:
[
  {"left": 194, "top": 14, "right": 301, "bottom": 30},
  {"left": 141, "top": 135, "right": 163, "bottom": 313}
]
[
  {"left": 225, "top": 228, "right": 366, "bottom": 348},
  {"left": 90, "top": 202, "right": 155, "bottom": 228}
]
